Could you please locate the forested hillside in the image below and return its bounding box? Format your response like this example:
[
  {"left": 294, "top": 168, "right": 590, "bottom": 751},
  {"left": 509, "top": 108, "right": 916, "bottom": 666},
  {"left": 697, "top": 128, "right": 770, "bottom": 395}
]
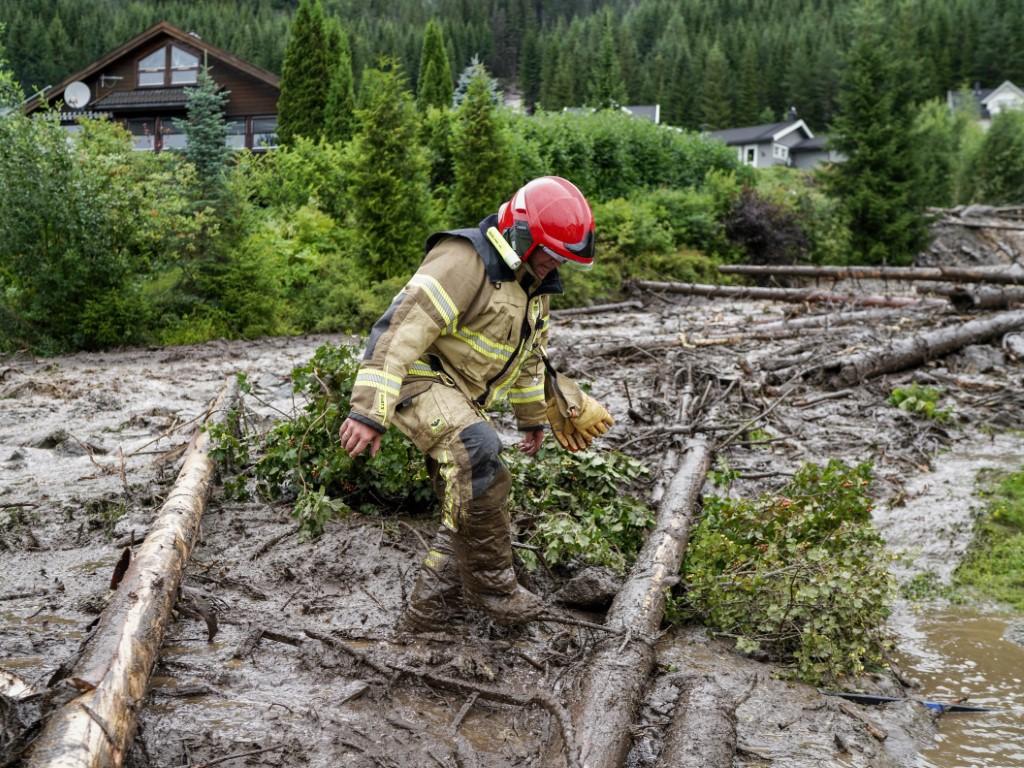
[{"left": 4, "top": 0, "right": 1023, "bottom": 129}]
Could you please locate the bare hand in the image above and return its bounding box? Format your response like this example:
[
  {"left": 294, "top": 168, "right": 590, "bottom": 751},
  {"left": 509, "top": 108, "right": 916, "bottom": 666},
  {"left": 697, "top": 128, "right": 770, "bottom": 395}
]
[
  {"left": 518, "top": 427, "right": 545, "bottom": 456},
  {"left": 339, "top": 417, "right": 383, "bottom": 458}
]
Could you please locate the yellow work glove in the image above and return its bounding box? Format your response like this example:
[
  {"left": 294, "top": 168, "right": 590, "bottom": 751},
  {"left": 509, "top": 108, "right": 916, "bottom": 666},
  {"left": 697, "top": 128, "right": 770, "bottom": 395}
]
[{"left": 544, "top": 370, "right": 614, "bottom": 452}]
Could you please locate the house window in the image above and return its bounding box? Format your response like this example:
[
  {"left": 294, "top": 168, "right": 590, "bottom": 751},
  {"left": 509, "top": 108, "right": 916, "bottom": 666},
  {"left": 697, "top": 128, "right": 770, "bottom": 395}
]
[
  {"left": 138, "top": 49, "right": 166, "bottom": 87},
  {"left": 126, "top": 118, "right": 156, "bottom": 151},
  {"left": 159, "top": 119, "right": 187, "bottom": 151},
  {"left": 745, "top": 147, "right": 756, "bottom": 165},
  {"left": 138, "top": 44, "right": 200, "bottom": 87},
  {"left": 225, "top": 119, "right": 247, "bottom": 148},
  {"left": 252, "top": 116, "right": 278, "bottom": 149},
  {"left": 171, "top": 46, "right": 200, "bottom": 85},
  {"left": 773, "top": 144, "right": 789, "bottom": 159}
]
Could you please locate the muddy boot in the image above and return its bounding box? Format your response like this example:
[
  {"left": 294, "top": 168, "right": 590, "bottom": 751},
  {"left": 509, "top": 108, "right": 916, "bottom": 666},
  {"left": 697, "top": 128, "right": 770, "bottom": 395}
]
[
  {"left": 452, "top": 488, "right": 546, "bottom": 626},
  {"left": 397, "top": 525, "right": 465, "bottom": 633}
]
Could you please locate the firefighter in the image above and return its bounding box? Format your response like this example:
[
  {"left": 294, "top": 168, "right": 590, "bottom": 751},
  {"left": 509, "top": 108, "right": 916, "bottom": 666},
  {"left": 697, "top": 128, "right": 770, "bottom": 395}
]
[{"left": 338, "top": 176, "right": 614, "bottom": 630}]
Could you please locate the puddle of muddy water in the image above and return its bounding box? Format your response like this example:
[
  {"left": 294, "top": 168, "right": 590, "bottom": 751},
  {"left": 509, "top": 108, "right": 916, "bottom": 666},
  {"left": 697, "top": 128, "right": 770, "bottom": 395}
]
[
  {"left": 878, "top": 432, "right": 1024, "bottom": 767},
  {"left": 894, "top": 609, "right": 1024, "bottom": 768}
]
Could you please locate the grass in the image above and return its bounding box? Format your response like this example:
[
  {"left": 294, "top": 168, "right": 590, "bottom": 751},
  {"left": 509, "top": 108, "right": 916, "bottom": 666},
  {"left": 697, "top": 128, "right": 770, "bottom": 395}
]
[{"left": 954, "top": 467, "right": 1024, "bottom": 610}]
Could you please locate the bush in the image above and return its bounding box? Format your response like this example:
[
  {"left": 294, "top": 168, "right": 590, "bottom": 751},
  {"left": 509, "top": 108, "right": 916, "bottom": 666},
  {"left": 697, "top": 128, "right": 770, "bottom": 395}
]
[
  {"left": 678, "top": 460, "right": 895, "bottom": 684},
  {"left": 753, "top": 167, "right": 852, "bottom": 265},
  {"left": 725, "top": 187, "right": 809, "bottom": 268},
  {"left": 888, "top": 384, "right": 952, "bottom": 422},
  {"left": 507, "top": 447, "right": 652, "bottom": 572}
]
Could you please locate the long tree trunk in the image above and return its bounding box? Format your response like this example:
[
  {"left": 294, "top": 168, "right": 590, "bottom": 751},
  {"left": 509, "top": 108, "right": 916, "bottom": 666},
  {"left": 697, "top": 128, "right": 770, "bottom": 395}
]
[
  {"left": 656, "top": 676, "right": 739, "bottom": 768},
  {"left": 917, "top": 284, "right": 1024, "bottom": 311},
  {"left": 811, "top": 310, "right": 1024, "bottom": 388},
  {"left": 572, "top": 436, "right": 712, "bottom": 768},
  {"left": 717, "top": 264, "right": 1024, "bottom": 285},
  {"left": 631, "top": 280, "right": 940, "bottom": 308},
  {"left": 25, "top": 377, "right": 239, "bottom": 768},
  {"left": 551, "top": 300, "right": 644, "bottom": 318}
]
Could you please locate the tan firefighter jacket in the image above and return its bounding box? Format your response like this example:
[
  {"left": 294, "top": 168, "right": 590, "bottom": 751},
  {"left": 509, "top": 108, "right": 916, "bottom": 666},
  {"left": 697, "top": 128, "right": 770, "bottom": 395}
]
[{"left": 347, "top": 215, "right": 563, "bottom": 434}]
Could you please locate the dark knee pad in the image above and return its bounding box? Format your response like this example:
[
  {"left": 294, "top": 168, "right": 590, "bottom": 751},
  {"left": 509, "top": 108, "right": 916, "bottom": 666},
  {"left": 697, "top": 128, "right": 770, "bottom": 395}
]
[{"left": 456, "top": 422, "right": 510, "bottom": 501}]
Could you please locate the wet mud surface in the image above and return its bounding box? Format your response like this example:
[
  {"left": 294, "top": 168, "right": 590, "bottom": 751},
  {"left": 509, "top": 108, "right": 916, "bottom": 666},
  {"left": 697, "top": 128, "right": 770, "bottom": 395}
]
[{"left": 4, "top": 287, "right": 1024, "bottom": 766}]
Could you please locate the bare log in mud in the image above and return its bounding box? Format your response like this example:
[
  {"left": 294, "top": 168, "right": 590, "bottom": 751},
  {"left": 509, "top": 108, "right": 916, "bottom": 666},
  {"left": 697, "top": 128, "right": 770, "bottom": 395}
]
[
  {"left": 718, "top": 264, "right": 1024, "bottom": 285},
  {"left": 916, "top": 284, "right": 1024, "bottom": 311},
  {"left": 551, "top": 300, "right": 644, "bottom": 318},
  {"left": 631, "top": 280, "right": 941, "bottom": 308},
  {"left": 305, "top": 630, "right": 583, "bottom": 768},
  {"left": 657, "top": 676, "right": 739, "bottom": 768},
  {"left": 811, "top": 310, "right": 1024, "bottom": 388},
  {"left": 572, "top": 436, "right": 712, "bottom": 768},
  {"left": 24, "top": 376, "right": 240, "bottom": 768}
]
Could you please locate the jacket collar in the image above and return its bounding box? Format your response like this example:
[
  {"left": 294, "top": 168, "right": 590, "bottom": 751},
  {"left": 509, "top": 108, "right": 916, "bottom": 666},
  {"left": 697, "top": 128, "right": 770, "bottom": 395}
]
[{"left": 478, "top": 215, "right": 563, "bottom": 296}]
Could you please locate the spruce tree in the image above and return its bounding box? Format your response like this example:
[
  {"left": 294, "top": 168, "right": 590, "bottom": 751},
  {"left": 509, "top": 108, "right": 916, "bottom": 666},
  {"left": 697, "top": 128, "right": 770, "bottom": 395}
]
[
  {"left": 453, "top": 55, "right": 499, "bottom": 107},
  {"left": 827, "top": 0, "right": 928, "bottom": 265},
  {"left": 974, "top": 110, "right": 1024, "bottom": 204},
  {"left": 417, "top": 19, "right": 452, "bottom": 110},
  {"left": 518, "top": 28, "right": 541, "bottom": 113},
  {"left": 0, "top": 25, "right": 21, "bottom": 109},
  {"left": 176, "top": 68, "right": 230, "bottom": 194},
  {"left": 348, "top": 62, "right": 432, "bottom": 278},
  {"left": 277, "top": 0, "right": 331, "bottom": 145},
  {"left": 324, "top": 19, "right": 356, "bottom": 142},
  {"left": 736, "top": 40, "right": 760, "bottom": 125},
  {"left": 587, "top": 10, "right": 626, "bottom": 109},
  {"left": 700, "top": 43, "right": 732, "bottom": 130},
  {"left": 450, "top": 68, "right": 511, "bottom": 224}
]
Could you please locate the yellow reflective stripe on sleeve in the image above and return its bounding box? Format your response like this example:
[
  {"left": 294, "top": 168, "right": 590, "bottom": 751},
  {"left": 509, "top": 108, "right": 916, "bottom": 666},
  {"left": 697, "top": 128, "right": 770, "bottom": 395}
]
[
  {"left": 354, "top": 367, "right": 402, "bottom": 396},
  {"left": 452, "top": 326, "right": 515, "bottom": 362},
  {"left": 508, "top": 384, "right": 545, "bottom": 405},
  {"left": 408, "top": 274, "right": 458, "bottom": 331}
]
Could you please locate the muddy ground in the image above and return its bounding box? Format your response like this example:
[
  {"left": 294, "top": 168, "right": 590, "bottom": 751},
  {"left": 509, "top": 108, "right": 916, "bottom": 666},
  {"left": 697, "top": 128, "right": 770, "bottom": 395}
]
[{"left": 4, "top": 279, "right": 1024, "bottom": 767}]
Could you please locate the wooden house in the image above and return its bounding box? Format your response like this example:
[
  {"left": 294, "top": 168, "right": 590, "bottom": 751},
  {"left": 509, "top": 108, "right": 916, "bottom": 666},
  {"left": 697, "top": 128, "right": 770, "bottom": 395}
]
[{"left": 23, "top": 21, "right": 280, "bottom": 152}]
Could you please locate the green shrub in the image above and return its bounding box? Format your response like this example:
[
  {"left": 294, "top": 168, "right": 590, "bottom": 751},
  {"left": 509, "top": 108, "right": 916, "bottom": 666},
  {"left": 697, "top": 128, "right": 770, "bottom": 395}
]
[
  {"left": 507, "top": 447, "right": 653, "bottom": 572},
  {"left": 678, "top": 460, "right": 895, "bottom": 684},
  {"left": 888, "top": 384, "right": 951, "bottom": 422}
]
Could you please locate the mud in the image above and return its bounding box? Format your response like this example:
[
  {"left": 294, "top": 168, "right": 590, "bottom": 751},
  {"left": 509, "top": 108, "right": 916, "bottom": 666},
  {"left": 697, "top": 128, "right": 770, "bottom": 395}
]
[{"left": 3, "top": 284, "right": 1024, "bottom": 766}]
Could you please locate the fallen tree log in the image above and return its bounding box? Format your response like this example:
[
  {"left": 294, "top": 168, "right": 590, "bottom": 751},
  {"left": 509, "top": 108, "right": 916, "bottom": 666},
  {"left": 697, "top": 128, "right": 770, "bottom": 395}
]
[
  {"left": 656, "top": 676, "right": 739, "bottom": 768},
  {"left": 810, "top": 310, "right": 1024, "bottom": 388},
  {"left": 572, "top": 436, "right": 712, "bottom": 768},
  {"left": 916, "top": 284, "right": 1024, "bottom": 311},
  {"left": 631, "top": 280, "right": 941, "bottom": 308},
  {"left": 24, "top": 376, "right": 239, "bottom": 768},
  {"left": 717, "top": 264, "right": 1024, "bottom": 285},
  {"left": 551, "top": 300, "right": 644, "bottom": 318}
]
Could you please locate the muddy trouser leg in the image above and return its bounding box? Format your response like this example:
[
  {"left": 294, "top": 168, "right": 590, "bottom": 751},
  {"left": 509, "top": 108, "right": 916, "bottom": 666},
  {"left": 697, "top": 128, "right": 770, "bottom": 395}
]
[
  {"left": 443, "top": 423, "right": 545, "bottom": 625},
  {"left": 399, "top": 458, "right": 465, "bottom": 632},
  {"left": 391, "top": 383, "right": 544, "bottom": 627}
]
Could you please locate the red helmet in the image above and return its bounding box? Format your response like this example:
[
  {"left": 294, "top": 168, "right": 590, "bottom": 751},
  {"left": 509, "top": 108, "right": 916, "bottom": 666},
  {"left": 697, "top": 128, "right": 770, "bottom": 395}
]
[{"left": 497, "top": 176, "right": 595, "bottom": 268}]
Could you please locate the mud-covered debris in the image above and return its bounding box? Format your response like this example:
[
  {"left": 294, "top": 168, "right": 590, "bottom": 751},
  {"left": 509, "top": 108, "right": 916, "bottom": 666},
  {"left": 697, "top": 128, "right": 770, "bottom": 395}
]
[
  {"left": 1004, "top": 333, "right": 1024, "bottom": 361},
  {"left": 554, "top": 566, "right": 623, "bottom": 608},
  {"left": 1002, "top": 621, "right": 1024, "bottom": 648},
  {"left": 31, "top": 429, "right": 70, "bottom": 449},
  {"left": 953, "top": 344, "right": 1006, "bottom": 374},
  {"left": 5, "top": 450, "right": 23, "bottom": 462},
  {"left": 335, "top": 680, "right": 369, "bottom": 704}
]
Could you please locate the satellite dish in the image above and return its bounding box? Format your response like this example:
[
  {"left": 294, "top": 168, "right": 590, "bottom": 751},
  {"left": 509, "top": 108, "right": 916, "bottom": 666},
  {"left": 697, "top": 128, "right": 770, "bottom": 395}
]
[{"left": 65, "top": 81, "right": 91, "bottom": 109}]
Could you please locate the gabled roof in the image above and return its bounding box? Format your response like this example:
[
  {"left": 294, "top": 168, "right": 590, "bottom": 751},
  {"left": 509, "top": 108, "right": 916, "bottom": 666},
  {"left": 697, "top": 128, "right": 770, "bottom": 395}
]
[
  {"left": 981, "top": 80, "right": 1024, "bottom": 105},
  {"left": 23, "top": 20, "right": 279, "bottom": 112},
  {"left": 707, "top": 119, "right": 813, "bottom": 146}
]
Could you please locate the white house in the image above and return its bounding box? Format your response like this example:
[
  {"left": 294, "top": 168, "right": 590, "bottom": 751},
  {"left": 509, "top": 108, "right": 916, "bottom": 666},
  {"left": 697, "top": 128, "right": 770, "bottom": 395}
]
[
  {"left": 706, "top": 118, "right": 842, "bottom": 170},
  {"left": 947, "top": 80, "right": 1024, "bottom": 129}
]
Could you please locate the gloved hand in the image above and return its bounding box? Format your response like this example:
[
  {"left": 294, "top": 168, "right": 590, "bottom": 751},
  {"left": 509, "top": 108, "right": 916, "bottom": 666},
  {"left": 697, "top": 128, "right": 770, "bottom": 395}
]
[{"left": 544, "top": 371, "right": 614, "bottom": 452}]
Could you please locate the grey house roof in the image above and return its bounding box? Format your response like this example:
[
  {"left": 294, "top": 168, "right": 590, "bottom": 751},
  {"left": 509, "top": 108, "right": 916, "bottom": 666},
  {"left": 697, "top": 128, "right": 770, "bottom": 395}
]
[
  {"left": 621, "top": 104, "right": 660, "bottom": 124},
  {"left": 707, "top": 119, "right": 813, "bottom": 146},
  {"left": 707, "top": 121, "right": 793, "bottom": 144}
]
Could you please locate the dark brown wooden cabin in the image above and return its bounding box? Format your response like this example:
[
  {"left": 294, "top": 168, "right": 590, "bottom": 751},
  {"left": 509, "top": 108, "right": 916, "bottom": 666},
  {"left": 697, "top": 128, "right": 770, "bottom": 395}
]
[{"left": 23, "top": 21, "right": 280, "bottom": 152}]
